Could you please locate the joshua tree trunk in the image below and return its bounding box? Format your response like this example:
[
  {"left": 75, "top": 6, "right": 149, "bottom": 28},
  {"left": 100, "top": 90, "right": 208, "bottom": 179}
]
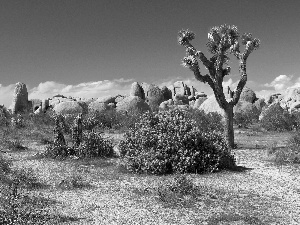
[{"left": 223, "top": 104, "right": 234, "bottom": 149}]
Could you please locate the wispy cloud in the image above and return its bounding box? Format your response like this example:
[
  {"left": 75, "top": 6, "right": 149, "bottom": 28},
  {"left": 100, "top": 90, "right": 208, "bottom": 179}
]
[
  {"left": 257, "top": 75, "right": 300, "bottom": 99},
  {"left": 28, "top": 79, "right": 134, "bottom": 100}
]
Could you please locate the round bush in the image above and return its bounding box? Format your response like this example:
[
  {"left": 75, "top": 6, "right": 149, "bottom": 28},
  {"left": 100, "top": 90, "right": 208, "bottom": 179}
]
[
  {"left": 119, "top": 109, "right": 235, "bottom": 175},
  {"left": 260, "top": 103, "right": 293, "bottom": 131}
]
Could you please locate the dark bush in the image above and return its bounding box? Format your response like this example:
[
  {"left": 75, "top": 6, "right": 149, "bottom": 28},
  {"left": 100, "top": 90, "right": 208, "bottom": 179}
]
[
  {"left": 73, "top": 131, "right": 115, "bottom": 158},
  {"left": 186, "top": 108, "right": 224, "bottom": 133},
  {"left": 119, "top": 109, "right": 235, "bottom": 175},
  {"left": 287, "top": 131, "right": 300, "bottom": 163},
  {"left": 260, "top": 103, "right": 293, "bottom": 131},
  {"left": 233, "top": 108, "right": 260, "bottom": 128}
]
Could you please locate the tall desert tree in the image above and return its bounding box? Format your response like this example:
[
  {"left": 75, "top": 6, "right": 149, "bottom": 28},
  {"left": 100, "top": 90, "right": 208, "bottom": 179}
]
[{"left": 178, "top": 24, "right": 260, "bottom": 148}]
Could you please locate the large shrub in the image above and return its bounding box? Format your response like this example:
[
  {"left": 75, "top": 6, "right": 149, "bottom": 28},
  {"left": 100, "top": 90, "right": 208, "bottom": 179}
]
[
  {"left": 119, "top": 109, "right": 235, "bottom": 175},
  {"left": 260, "top": 103, "right": 293, "bottom": 131}
]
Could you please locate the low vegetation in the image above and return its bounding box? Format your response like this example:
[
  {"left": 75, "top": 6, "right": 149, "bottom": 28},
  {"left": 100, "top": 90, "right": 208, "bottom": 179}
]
[{"left": 0, "top": 106, "right": 300, "bottom": 224}]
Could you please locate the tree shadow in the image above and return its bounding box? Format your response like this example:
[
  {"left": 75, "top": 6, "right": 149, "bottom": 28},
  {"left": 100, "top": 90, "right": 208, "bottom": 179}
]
[{"left": 227, "top": 165, "right": 254, "bottom": 172}]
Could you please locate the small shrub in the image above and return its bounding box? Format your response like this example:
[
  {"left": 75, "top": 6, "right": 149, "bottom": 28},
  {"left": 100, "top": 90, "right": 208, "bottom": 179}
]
[
  {"left": 119, "top": 109, "right": 235, "bottom": 175},
  {"left": 286, "top": 131, "right": 300, "bottom": 163},
  {"left": 74, "top": 131, "right": 114, "bottom": 158},
  {"left": 0, "top": 154, "right": 11, "bottom": 175},
  {"left": 44, "top": 143, "right": 74, "bottom": 159},
  {"left": 234, "top": 108, "right": 260, "bottom": 128},
  {"left": 291, "top": 111, "right": 300, "bottom": 130}
]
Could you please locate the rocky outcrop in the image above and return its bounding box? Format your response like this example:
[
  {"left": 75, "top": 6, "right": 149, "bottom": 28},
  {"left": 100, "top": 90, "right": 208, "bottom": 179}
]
[
  {"left": 259, "top": 102, "right": 285, "bottom": 121},
  {"left": 193, "top": 97, "right": 208, "bottom": 109},
  {"left": 239, "top": 86, "right": 257, "bottom": 103},
  {"left": 172, "top": 81, "right": 190, "bottom": 96},
  {"left": 53, "top": 101, "right": 83, "bottom": 115},
  {"left": 174, "top": 94, "right": 189, "bottom": 105},
  {"left": 234, "top": 101, "right": 259, "bottom": 115},
  {"left": 88, "top": 101, "right": 108, "bottom": 113},
  {"left": 11, "top": 82, "right": 29, "bottom": 114},
  {"left": 145, "top": 84, "right": 164, "bottom": 109},
  {"left": 266, "top": 93, "right": 282, "bottom": 104},
  {"left": 254, "top": 98, "right": 266, "bottom": 111},
  {"left": 284, "top": 87, "right": 300, "bottom": 102},
  {"left": 116, "top": 96, "right": 150, "bottom": 113},
  {"left": 130, "top": 82, "right": 145, "bottom": 99},
  {"left": 161, "top": 86, "right": 172, "bottom": 101},
  {"left": 141, "top": 82, "right": 150, "bottom": 98},
  {"left": 199, "top": 95, "right": 225, "bottom": 116}
]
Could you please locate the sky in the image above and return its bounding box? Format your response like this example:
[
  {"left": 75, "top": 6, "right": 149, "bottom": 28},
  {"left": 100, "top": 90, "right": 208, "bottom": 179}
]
[{"left": 0, "top": 0, "right": 299, "bottom": 107}]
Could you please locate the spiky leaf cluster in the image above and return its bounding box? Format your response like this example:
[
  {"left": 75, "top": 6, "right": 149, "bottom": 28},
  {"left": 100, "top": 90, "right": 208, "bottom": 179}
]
[
  {"left": 207, "top": 24, "right": 239, "bottom": 54},
  {"left": 177, "top": 29, "right": 195, "bottom": 45}
]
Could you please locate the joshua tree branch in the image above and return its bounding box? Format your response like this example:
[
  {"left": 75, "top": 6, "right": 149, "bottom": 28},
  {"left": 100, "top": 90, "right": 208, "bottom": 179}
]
[{"left": 183, "top": 42, "right": 212, "bottom": 70}]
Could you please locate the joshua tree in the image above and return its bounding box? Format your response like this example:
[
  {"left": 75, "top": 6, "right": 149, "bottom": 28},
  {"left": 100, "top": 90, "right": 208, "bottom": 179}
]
[{"left": 178, "top": 24, "right": 260, "bottom": 148}]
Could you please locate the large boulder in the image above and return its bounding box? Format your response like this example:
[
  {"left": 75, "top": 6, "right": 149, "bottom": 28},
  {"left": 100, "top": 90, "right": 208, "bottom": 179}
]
[
  {"left": 199, "top": 95, "right": 224, "bottom": 117},
  {"left": 189, "top": 86, "right": 197, "bottom": 97},
  {"left": 259, "top": 102, "right": 284, "bottom": 121},
  {"left": 172, "top": 81, "right": 189, "bottom": 96},
  {"left": 10, "top": 82, "right": 29, "bottom": 114},
  {"left": 239, "top": 86, "right": 257, "bottom": 103},
  {"left": 174, "top": 94, "right": 189, "bottom": 105},
  {"left": 234, "top": 101, "right": 259, "bottom": 115},
  {"left": 53, "top": 101, "right": 83, "bottom": 115},
  {"left": 49, "top": 97, "right": 74, "bottom": 107},
  {"left": 141, "top": 82, "right": 150, "bottom": 98},
  {"left": 129, "top": 82, "right": 145, "bottom": 99},
  {"left": 116, "top": 96, "right": 150, "bottom": 113},
  {"left": 161, "top": 86, "right": 172, "bottom": 101},
  {"left": 193, "top": 97, "right": 208, "bottom": 109},
  {"left": 88, "top": 101, "right": 108, "bottom": 113},
  {"left": 266, "top": 93, "right": 282, "bottom": 104},
  {"left": 284, "top": 87, "right": 300, "bottom": 102},
  {"left": 96, "top": 95, "right": 119, "bottom": 104},
  {"left": 145, "top": 84, "right": 164, "bottom": 109},
  {"left": 254, "top": 98, "right": 266, "bottom": 112}
]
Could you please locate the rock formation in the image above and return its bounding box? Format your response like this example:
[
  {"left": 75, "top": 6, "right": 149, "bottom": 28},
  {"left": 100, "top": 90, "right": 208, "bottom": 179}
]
[
  {"left": 88, "top": 101, "right": 109, "bottom": 113},
  {"left": 130, "top": 82, "right": 145, "bottom": 99},
  {"left": 239, "top": 86, "right": 257, "bottom": 103},
  {"left": 161, "top": 86, "right": 172, "bottom": 101},
  {"left": 116, "top": 96, "right": 150, "bottom": 113},
  {"left": 11, "top": 82, "right": 29, "bottom": 114},
  {"left": 145, "top": 84, "right": 164, "bottom": 109},
  {"left": 53, "top": 101, "right": 83, "bottom": 115}
]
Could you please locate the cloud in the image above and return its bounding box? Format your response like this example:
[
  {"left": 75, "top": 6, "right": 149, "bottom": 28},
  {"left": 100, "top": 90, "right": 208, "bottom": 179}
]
[
  {"left": 28, "top": 79, "right": 134, "bottom": 101},
  {"left": 257, "top": 75, "right": 300, "bottom": 99},
  {"left": 264, "top": 75, "right": 294, "bottom": 91},
  {"left": 0, "top": 84, "right": 15, "bottom": 108}
]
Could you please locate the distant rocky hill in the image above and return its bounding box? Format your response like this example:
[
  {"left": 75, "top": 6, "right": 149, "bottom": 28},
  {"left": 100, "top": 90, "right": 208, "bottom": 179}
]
[{"left": 8, "top": 81, "right": 300, "bottom": 117}]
